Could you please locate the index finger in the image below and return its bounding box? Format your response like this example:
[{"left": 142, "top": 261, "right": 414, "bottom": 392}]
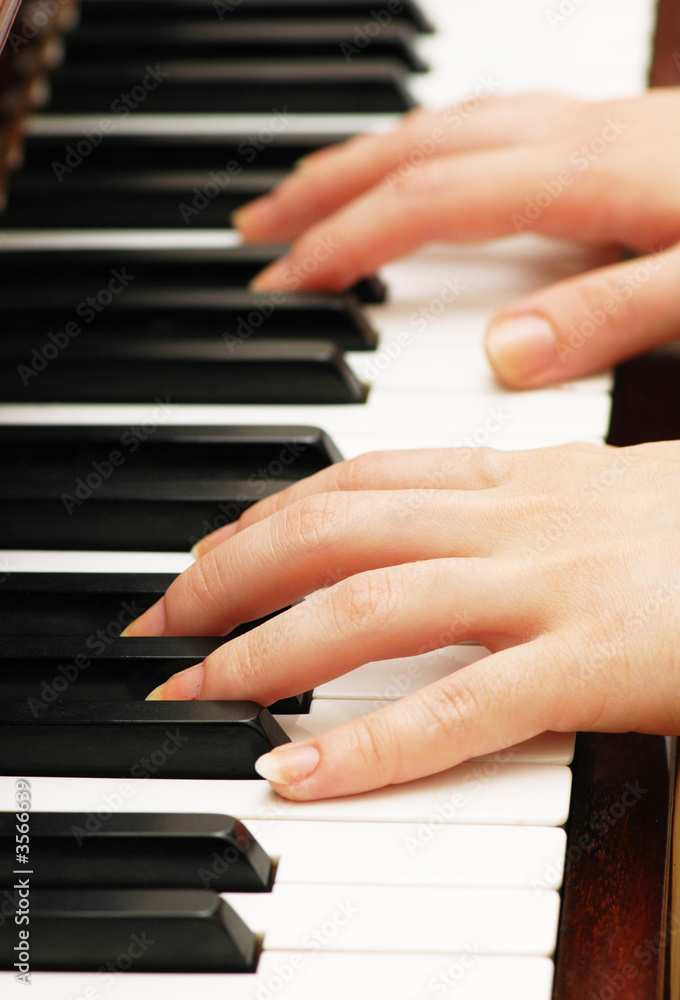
[
  {"left": 248, "top": 142, "right": 579, "bottom": 294},
  {"left": 235, "top": 93, "right": 579, "bottom": 244}
]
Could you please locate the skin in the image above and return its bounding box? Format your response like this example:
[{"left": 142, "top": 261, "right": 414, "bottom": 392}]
[
  {"left": 124, "top": 91, "right": 680, "bottom": 798},
  {"left": 233, "top": 90, "right": 680, "bottom": 388},
  {"left": 126, "top": 442, "right": 680, "bottom": 800}
]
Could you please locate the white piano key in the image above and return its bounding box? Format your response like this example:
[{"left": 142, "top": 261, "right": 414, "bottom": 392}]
[
  {"left": 0, "top": 762, "right": 572, "bottom": 825},
  {"left": 0, "top": 390, "right": 614, "bottom": 449},
  {"left": 0, "top": 549, "right": 193, "bottom": 574},
  {"left": 0, "top": 953, "right": 556, "bottom": 1000},
  {"left": 249, "top": 819, "right": 567, "bottom": 889},
  {"left": 26, "top": 112, "right": 403, "bottom": 138},
  {"left": 414, "top": 0, "right": 655, "bottom": 102},
  {"left": 277, "top": 699, "right": 575, "bottom": 765},
  {"left": 227, "top": 882, "right": 561, "bottom": 956},
  {"left": 315, "top": 644, "right": 491, "bottom": 697}
]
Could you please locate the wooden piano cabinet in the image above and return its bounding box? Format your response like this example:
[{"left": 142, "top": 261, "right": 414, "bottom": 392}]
[{"left": 553, "top": 735, "right": 674, "bottom": 1000}]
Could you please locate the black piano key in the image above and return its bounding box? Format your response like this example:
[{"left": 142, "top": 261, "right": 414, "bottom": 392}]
[
  {"left": 0, "top": 700, "right": 289, "bottom": 778},
  {"left": 3, "top": 168, "right": 287, "bottom": 228},
  {"left": 0, "top": 246, "right": 387, "bottom": 304},
  {"left": 0, "top": 889, "right": 258, "bottom": 972},
  {"left": 0, "top": 635, "right": 309, "bottom": 714},
  {"left": 0, "top": 424, "right": 342, "bottom": 551},
  {"left": 64, "top": 20, "right": 428, "bottom": 72},
  {"left": 0, "top": 289, "right": 378, "bottom": 351},
  {"left": 45, "top": 60, "right": 417, "bottom": 114},
  {"left": 16, "top": 131, "right": 348, "bottom": 174},
  {"left": 0, "top": 635, "right": 224, "bottom": 703},
  {"left": 77, "top": 0, "right": 435, "bottom": 33},
  {"left": 0, "top": 338, "right": 368, "bottom": 404},
  {"left": 0, "top": 571, "right": 293, "bottom": 637},
  {"left": 0, "top": 812, "right": 272, "bottom": 891},
  {"left": 0, "top": 572, "right": 176, "bottom": 635}
]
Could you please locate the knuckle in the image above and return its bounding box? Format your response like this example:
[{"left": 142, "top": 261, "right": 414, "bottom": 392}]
[
  {"left": 224, "top": 631, "right": 265, "bottom": 694},
  {"left": 467, "top": 446, "right": 508, "bottom": 487},
  {"left": 330, "top": 569, "right": 402, "bottom": 634},
  {"left": 286, "top": 493, "right": 347, "bottom": 552},
  {"left": 416, "top": 680, "right": 481, "bottom": 743},
  {"left": 334, "top": 451, "right": 382, "bottom": 491},
  {"left": 345, "top": 712, "right": 398, "bottom": 785},
  {"left": 172, "top": 550, "right": 224, "bottom": 619},
  {"left": 399, "top": 157, "right": 451, "bottom": 203}
]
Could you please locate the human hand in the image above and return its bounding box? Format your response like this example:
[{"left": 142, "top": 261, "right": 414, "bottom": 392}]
[
  {"left": 234, "top": 90, "right": 680, "bottom": 388},
  {"left": 124, "top": 442, "right": 680, "bottom": 800}
]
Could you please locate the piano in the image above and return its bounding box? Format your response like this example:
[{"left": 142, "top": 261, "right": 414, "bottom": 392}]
[{"left": 0, "top": 0, "right": 675, "bottom": 996}]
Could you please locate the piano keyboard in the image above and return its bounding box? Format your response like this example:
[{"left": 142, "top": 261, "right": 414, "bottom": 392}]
[{"left": 0, "top": 0, "right": 662, "bottom": 996}]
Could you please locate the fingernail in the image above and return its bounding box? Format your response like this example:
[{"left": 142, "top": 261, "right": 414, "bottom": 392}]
[
  {"left": 146, "top": 662, "right": 205, "bottom": 701},
  {"left": 254, "top": 744, "right": 320, "bottom": 785},
  {"left": 486, "top": 314, "right": 558, "bottom": 381},
  {"left": 190, "top": 521, "right": 239, "bottom": 560},
  {"left": 249, "top": 258, "right": 291, "bottom": 292},
  {"left": 120, "top": 597, "right": 166, "bottom": 637},
  {"left": 293, "top": 155, "right": 314, "bottom": 170}
]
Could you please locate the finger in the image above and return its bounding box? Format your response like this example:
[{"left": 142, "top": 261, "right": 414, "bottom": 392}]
[
  {"left": 253, "top": 640, "right": 568, "bottom": 799},
  {"left": 125, "top": 489, "right": 510, "bottom": 638},
  {"left": 235, "top": 94, "right": 579, "bottom": 243},
  {"left": 485, "top": 245, "right": 680, "bottom": 387},
  {"left": 145, "top": 557, "right": 544, "bottom": 707},
  {"left": 193, "top": 447, "right": 514, "bottom": 558},
  {"left": 247, "top": 143, "right": 582, "bottom": 293}
]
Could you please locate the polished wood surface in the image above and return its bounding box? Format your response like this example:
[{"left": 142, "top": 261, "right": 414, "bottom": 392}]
[{"left": 553, "top": 735, "right": 673, "bottom": 1000}]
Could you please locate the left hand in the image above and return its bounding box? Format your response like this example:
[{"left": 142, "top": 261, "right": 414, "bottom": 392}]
[{"left": 123, "top": 442, "right": 680, "bottom": 801}]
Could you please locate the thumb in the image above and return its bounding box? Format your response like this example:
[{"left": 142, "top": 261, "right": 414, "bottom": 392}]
[{"left": 484, "top": 244, "right": 680, "bottom": 387}]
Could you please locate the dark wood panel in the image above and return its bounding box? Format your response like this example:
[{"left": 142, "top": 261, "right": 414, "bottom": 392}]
[
  {"left": 650, "top": 0, "right": 680, "bottom": 87},
  {"left": 553, "top": 734, "right": 672, "bottom": 1000}
]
